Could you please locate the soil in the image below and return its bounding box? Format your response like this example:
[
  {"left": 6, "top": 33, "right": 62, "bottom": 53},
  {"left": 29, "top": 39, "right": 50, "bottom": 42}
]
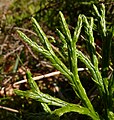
[{"left": 0, "top": 0, "right": 13, "bottom": 10}]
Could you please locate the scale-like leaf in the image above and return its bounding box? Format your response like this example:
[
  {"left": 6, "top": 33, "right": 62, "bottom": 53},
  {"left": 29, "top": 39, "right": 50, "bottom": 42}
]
[
  {"left": 14, "top": 89, "right": 68, "bottom": 107},
  {"left": 59, "top": 11, "right": 72, "bottom": 43},
  {"left": 52, "top": 104, "right": 99, "bottom": 120},
  {"left": 32, "top": 17, "right": 54, "bottom": 54},
  {"left": 17, "top": 30, "right": 50, "bottom": 56},
  {"left": 56, "top": 29, "right": 66, "bottom": 45},
  {"left": 26, "top": 70, "right": 51, "bottom": 113},
  {"left": 26, "top": 70, "right": 40, "bottom": 92},
  {"left": 73, "top": 14, "right": 82, "bottom": 43}
]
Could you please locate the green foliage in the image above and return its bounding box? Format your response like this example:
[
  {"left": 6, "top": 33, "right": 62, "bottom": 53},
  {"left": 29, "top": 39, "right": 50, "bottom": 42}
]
[
  {"left": 16, "top": 3, "right": 114, "bottom": 120},
  {"left": 5, "top": 0, "right": 113, "bottom": 26}
]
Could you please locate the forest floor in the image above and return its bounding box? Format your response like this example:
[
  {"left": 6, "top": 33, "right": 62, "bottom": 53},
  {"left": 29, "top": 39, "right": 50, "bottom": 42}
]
[
  {"left": 0, "top": 0, "right": 69, "bottom": 101},
  {"left": 1, "top": 1, "right": 113, "bottom": 120},
  {"left": 0, "top": 0, "right": 13, "bottom": 10}
]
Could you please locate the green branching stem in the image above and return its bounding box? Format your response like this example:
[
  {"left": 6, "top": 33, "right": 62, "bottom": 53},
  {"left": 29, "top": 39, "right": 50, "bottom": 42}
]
[
  {"left": 59, "top": 12, "right": 99, "bottom": 119},
  {"left": 15, "top": 70, "right": 99, "bottom": 119},
  {"left": 17, "top": 30, "right": 73, "bottom": 82},
  {"left": 93, "top": 4, "right": 114, "bottom": 119},
  {"left": 93, "top": 4, "right": 106, "bottom": 38},
  {"left": 17, "top": 11, "right": 103, "bottom": 119},
  {"left": 26, "top": 71, "right": 51, "bottom": 113},
  {"left": 52, "top": 104, "right": 99, "bottom": 120},
  {"left": 82, "top": 15, "right": 105, "bottom": 94}
]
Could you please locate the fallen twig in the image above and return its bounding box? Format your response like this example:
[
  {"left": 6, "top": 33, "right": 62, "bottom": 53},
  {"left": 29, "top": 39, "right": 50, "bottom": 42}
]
[
  {"left": 0, "top": 105, "right": 19, "bottom": 113},
  {"left": 13, "top": 68, "right": 89, "bottom": 86},
  {"left": 4, "top": 45, "right": 24, "bottom": 59},
  {"left": 13, "top": 71, "right": 61, "bottom": 86}
]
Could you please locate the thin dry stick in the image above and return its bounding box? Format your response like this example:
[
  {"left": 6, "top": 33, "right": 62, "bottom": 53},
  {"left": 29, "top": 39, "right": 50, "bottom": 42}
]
[
  {"left": 0, "top": 35, "right": 9, "bottom": 54},
  {"left": 4, "top": 45, "right": 24, "bottom": 59},
  {"left": 13, "top": 71, "right": 61, "bottom": 85},
  {"left": 24, "top": 42, "right": 39, "bottom": 60},
  {"left": 0, "top": 105, "right": 19, "bottom": 113},
  {"left": 14, "top": 27, "right": 37, "bottom": 36},
  {"left": 13, "top": 68, "right": 88, "bottom": 86}
]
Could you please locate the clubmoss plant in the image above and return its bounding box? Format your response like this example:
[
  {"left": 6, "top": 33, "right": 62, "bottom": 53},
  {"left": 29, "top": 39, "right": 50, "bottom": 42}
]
[{"left": 15, "top": 3, "right": 114, "bottom": 120}]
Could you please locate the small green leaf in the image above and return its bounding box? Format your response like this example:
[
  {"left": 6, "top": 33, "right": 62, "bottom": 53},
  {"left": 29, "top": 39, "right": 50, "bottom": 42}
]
[
  {"left": 73, "top": 14, "right": 82, "bottom": 43},
  {"left": 93, "top": 4, "right": 100, "bottom": 18},
  {"left": 52, "top": 104, "right": 99, "bottom": 120},
  {"left": 56, "top": 29, "right": 66, "bottom": 45},
  {"left": 17, "top": 30, "right": 51, "bottom": 56},
  {"left": 26, "top": 70, "right": 51, "bottom": 113},
  {"left": 108, "top": 111, "right": 114, "bottom": 120},
  {"left": 26, "top": 70, "right": 40, "bottom": 92},
  {"left": 14, "top": 89, "right": 68, "bottom": 107},
  {"left": 32, "top": 17, "right": 54, "bottom": 54},
  {"left": 59, "top": 11, "right": 72, "bottom": 43}
]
